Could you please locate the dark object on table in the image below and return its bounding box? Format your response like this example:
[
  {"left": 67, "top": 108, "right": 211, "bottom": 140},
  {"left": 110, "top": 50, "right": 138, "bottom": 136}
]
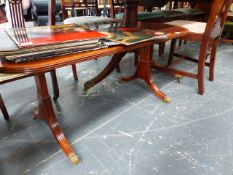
[{"left": 33, "top": 0, "right": 62, "bottom": 25}]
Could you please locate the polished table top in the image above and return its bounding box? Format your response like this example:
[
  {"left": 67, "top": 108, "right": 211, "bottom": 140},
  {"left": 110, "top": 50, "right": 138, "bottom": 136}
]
[{"left": 0, "top": 22, "right": 188, "bottom": 74}]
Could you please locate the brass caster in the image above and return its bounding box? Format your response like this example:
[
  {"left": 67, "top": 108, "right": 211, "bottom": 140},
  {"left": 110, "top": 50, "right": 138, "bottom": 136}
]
[
  {"left": 32, "top": 110, "right": 38, "bottom": 120},
  {"left": 175, "top": 74, "right": 183, "bottom": 83},
  {"left": 68, "top": 153, "right": 81, "bottom": 165},
  {"left": 163, "top": 96, "right": 171, "bottom": 103}
]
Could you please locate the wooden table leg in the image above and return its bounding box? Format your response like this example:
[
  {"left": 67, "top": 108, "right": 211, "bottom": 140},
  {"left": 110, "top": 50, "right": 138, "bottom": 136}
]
[
  {"left": 120, "top": 45, "right": 171, "bottom": 103},
  {"left": 50, "top": 70, "right": 60, "bottom": 101},
  {"left": 84, "top": 52, "right": 126, "bottom": 91},
  {"left": 34, "top": 73, "right": 80, "bottom": 165},
  {"left": 0, "top": 93, "right": 9, "bottom": 120},
  {"left": 71, "top": 64, "right": 79, "bottom": 81}
]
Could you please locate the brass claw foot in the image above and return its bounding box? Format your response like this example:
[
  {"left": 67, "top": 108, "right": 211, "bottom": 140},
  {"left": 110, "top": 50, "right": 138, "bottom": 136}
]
[
  {"left": 68, "top": 153, "right": 81, "bottom": 165},
  {"left": 120, "top": 75, "right": 137, "bottom": 82},
  {"left": 163, "top": 96, "right": 171, "bottom": 103},
  {"left": 32, "top": 110, "right": 38, "bottom": 120}
]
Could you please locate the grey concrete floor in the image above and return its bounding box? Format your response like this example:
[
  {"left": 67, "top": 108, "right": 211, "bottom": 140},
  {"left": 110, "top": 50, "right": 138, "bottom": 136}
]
[{"left": 0, "top": 42, "right": 233, "bottom": 175}]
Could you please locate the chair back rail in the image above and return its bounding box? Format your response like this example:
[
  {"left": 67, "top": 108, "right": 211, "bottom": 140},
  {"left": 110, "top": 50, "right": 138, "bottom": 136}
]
[{"left": 200, "top": 0, "right": 232, "bottom": 55}]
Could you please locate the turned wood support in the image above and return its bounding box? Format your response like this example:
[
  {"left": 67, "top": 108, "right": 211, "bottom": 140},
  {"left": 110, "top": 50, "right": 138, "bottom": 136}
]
[
  {"left": 121, "top": 45, "right": 171, "bottom": 103},
  {"left": 34, "top": 73, "right": 80, "bottom": 164},
  {"left": 122, "top": 0, "right": 139, "bottom": 27},
  {"left": 168, "top": 39, "right": 177, "bottom": 66}
]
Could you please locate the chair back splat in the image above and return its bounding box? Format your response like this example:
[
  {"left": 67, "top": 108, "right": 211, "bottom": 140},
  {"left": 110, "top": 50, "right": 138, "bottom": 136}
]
[
  {"left": 8, "top": 0, "right": 26, "bottom": 28},
  {"left": 164, "top": 0, "right": 233, "bottom": 95}
]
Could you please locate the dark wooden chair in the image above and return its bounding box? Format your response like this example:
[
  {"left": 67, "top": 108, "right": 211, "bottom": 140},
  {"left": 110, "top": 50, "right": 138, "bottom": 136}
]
[
  {"left": 155, "top": 0, "right": 232, "bottom": 95},
  {"left": 0, "top": 0, "right": 59, "bottom": 120}
]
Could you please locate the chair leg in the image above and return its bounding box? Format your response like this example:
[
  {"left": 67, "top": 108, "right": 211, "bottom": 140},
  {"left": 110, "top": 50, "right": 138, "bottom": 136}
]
[
  {"left": 71, "top": 64, "right": 78, "bottom": 81},
  {"left": 0, "top": 93, "right": 9, "bottom": 120},
  {"left": 50, "top": 70, "right": 60, "bottom": 101},
  {"left": 159, "top": 42, "right": 165, "bottom": 56},
  {"left": 209, "top": 40, "right": 218, "bottom": 81},
  {"left": 197, "top": 51, "right": 207, "bottom": 95},
  {"left": 134, "top": 49, "right": 139, "bottom": 66},
  {"left": 116, "top": 63, "right": 121, "bottom": 72},
  {"left": 168, "top": 39, "right": 177, "bottom": 66}
]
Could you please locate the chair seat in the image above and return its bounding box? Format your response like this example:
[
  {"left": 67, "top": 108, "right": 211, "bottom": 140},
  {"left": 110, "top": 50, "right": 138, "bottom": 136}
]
[
  {"left": 166, "top": 20, "right": 206, "bottom": 41},
  {"left": 167, "top": 20, "right": 206, "bottom": 34},
  {"left": 174, "top": 8, "right": 205, "bottom": 16},
  {"left": 115, "top": 10, "right": 184, "bottom": 21},
  {"left": 63, "top": 16, "right": 119, "bottom": 25}
]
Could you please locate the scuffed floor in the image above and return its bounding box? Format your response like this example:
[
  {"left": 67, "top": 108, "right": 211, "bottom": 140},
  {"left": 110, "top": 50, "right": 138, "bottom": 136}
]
[{"left": 0, "top": 42, "right": 233, "bottom": 175}]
